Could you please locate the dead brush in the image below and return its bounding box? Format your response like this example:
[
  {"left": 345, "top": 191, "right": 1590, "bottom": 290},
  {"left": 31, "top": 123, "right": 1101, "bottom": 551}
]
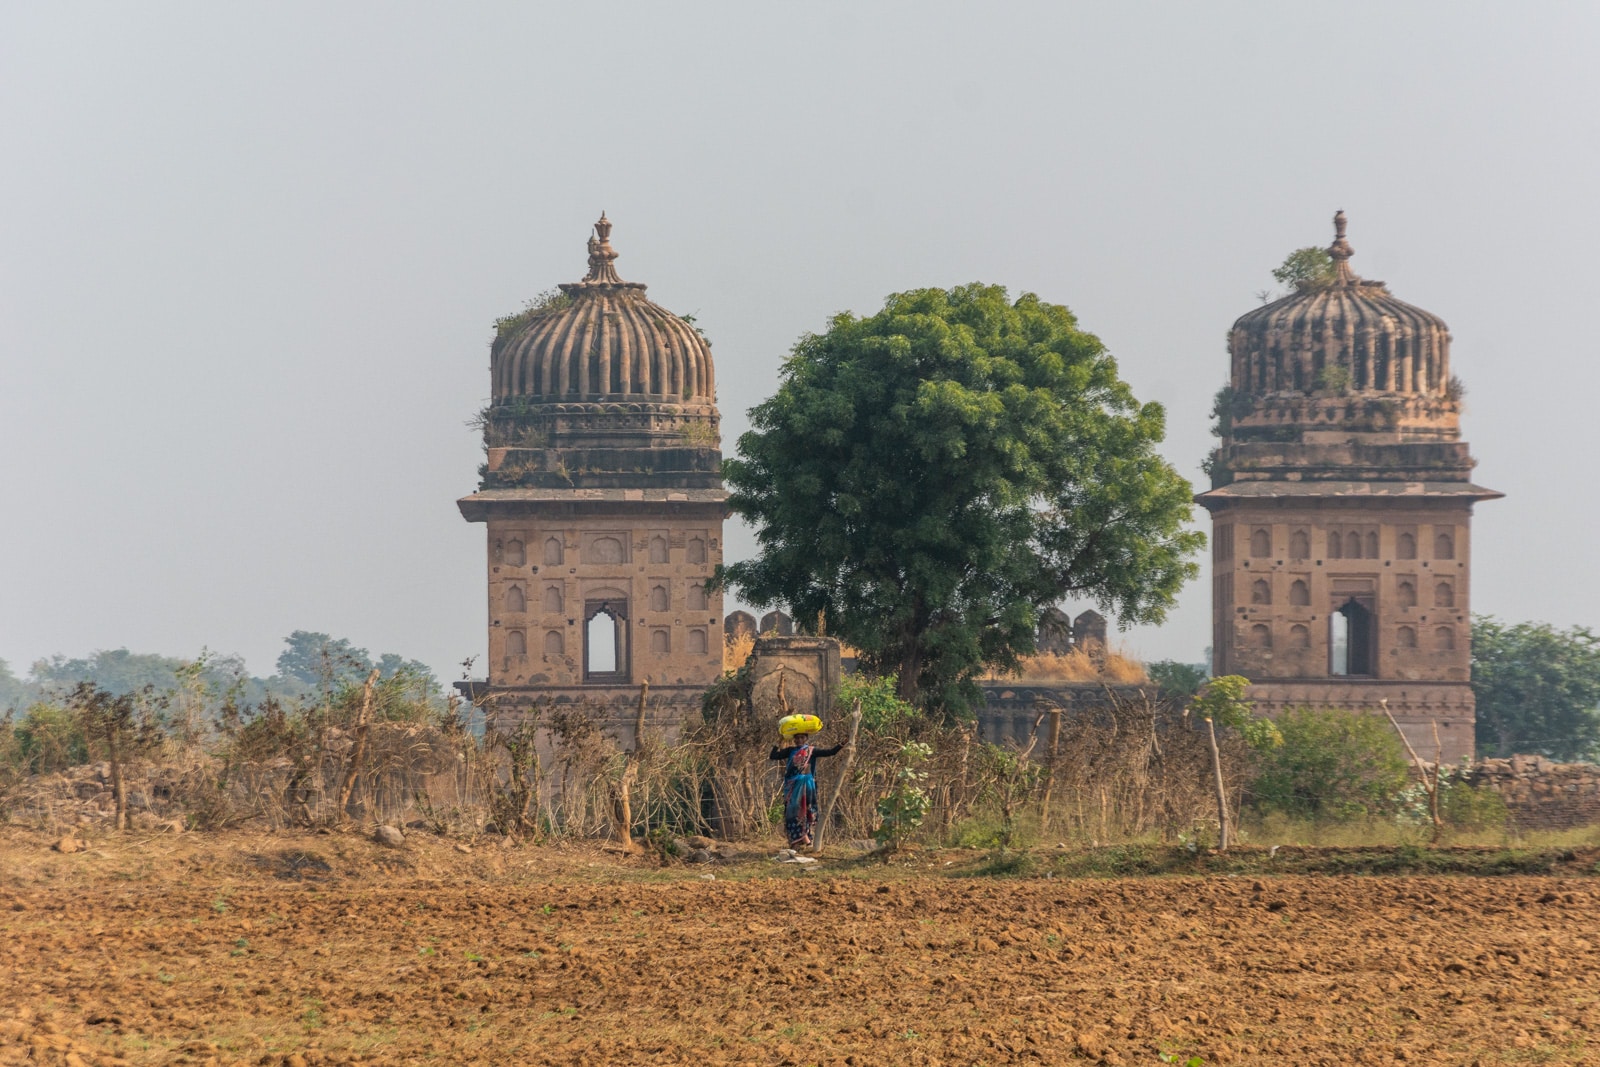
[{"left": 1000, "top": 645, "right": 1149, "bottom": 684}]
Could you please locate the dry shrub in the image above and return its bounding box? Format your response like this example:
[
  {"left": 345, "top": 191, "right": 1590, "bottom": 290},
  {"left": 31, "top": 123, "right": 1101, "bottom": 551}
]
[
  {"left": 1004, "top": 645, "right": 1148, "bottom": 684},
  {"left": 723, "top": 631, "right": 755, "bottom": 672},
  {"left": 1042, "top": 691, "right": 1247, "bottom": 842},
  {"left": 1, "top": 665, "right": 1243, "bottom": 850}
]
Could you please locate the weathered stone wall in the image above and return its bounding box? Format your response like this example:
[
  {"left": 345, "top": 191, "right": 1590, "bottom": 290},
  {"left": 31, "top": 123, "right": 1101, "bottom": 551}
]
[
  {"left": 975, "top": 683, "right": 1161, "bottom": 747},
  {"left": 747, "top": 635, "right": 841, "bottom": 719},
  {"left": 1468, "top": 757, "right": 1600, "bottom": 831},
  {"left": 482, "top": 504, "right": 726, "bottom": 691}
]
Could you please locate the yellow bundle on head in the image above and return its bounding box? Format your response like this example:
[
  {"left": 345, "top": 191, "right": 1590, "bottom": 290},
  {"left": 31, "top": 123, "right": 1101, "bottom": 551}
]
[{"left": 778, "top": 714, "right": 823, "bottom": 738}]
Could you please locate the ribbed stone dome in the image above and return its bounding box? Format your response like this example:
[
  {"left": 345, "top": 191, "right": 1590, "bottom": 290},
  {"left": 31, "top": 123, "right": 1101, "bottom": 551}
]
[
  {"left": 492, "top": 214, "right": 715, "bottom": 404},
  {"left": 1229, "top": 212, "right": 1452, "bottom": 398}
]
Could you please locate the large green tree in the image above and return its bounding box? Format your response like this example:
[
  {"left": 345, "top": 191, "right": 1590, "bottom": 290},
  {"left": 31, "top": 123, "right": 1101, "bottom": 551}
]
[
  {"left": 1472, "top": 616, "right": 1600, "bottom": 761},
  {"left": 720, "top": 283, "right": 1201, "bottom": 717}
]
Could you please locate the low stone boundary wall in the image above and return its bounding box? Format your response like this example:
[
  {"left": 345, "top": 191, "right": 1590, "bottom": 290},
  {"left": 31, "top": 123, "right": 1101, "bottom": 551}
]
[
  {"left": 1468, "top": 756, "right": 1600, "bottom": 831},
  {"left": 975, "top": 683, "right": 1161, "bottom": 746}
]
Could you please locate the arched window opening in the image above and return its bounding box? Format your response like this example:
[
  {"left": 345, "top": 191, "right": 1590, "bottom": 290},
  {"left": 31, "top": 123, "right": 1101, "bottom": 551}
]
[
  {"left": 579, "top": 598, "right": 620, "bottom": 681},
  {"left": 649, "top": 585, "right": 669, "bottom": 612},
  {"left": 585, "top": 614, "right": 614, "bottom": 671},
  {"left": 544, "top": 537, "right": 563, "bottom": 566},
  {"left": 543, "top": 630, "right": 564, "bottom": 655},
  {"left": 1247, "top": 623, "right": 1272, "bottom": 649},
  {"left": 1397, "top": 580, "right": 1417, "bottom": 608},
  {"left": 1397, "top": 532, "right": 1417, "bottom": 560},
  {"left": 1251, "top": 579, "right": 1272, "bottom": 605},
  {"left": 1289, "top": 580, "right": 1310, "bottom": 606},
  {"left": 1289, "top": 624, "right": 1311, "bottom": 649},
  {"left": 544, "top": 584, "right": 564, "bottom": 613},
  {"left": 505, "top": 540, "right": 526, "bottom": 567},
  {"left": 505, "top": 585, "right": 526, "bottom": 614},
  {"left": 1434, "top": 582, "right": 1455, "bottom": 608},
  {"left": 649, "top": 536, "right": 669, "bottom": 563},
  {"left": 1397, "top": 626, "right": 1417, "bottom": 649},
  {"left": 1328, "top": 531, "right": 1343, "bottom": 559},
  {"left": 688, "top": 629, "right": 708, "bottom": 655},
  {"left": 1290, "top": 530, "right": 1310, "bottom": 560},
  {"left": 1346, "top": 532, "right": 1363, "bottom": 559},
  {"left": 650, "top": 629, "right": 670, "bottom": 655},
  {"left": 1435, "top": 625, "right": 1456, "bottom": 651},
  {"left": 1365, "top": 531, "right": 1379, "bottom": 559},
  {"left": 687, "top": 582, "right": 708, "bottom": 612},
  {"left": 1250, "top": 528, "right": 1271, "bottom": 558},
  {"left": 1434, "top": 531, "right": 1455, "bottom": 560},
  {"left": 687, "top": 537, "right": 707, "bottom": 564},
  {"left": 1331, "top": 598, "right": 1374, "bottom": 676},
  {"left": 506, "top": 630, "right": 527, "bottom": 657}
]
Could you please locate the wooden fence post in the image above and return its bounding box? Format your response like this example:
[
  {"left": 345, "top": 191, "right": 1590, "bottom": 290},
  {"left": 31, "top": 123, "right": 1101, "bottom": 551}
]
[
  {"left": 812, "top": 700, "right": 862, "bottom": 854},
  {"left": 336, "top": 669, "right": 381, "bottom": 825}
]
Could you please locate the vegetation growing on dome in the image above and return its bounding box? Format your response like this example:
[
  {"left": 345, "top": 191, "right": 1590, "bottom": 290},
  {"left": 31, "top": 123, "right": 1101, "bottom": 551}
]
[
  {"left": 1313, "top": 364, "right": 1352, "bottom": 394},
  {"left": 491, "top": 288, "right": 572, "bottom": 345},
  {"left": 1271, "top": 246, "right": 1337, "bottom": 291}
]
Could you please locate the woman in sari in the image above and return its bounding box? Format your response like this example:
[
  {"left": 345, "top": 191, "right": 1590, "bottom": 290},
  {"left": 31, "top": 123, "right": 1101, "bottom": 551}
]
[{"left": 770, "top": 730, "right": 843, "bottom": 850}]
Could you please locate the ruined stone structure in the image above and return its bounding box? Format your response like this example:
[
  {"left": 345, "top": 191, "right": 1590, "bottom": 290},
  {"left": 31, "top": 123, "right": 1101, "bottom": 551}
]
[
  {"left": 746, "top": 635, "right": 842, "bottom": 721},
  {"left": 1036, "top": 608, "right": 1108, "bottom": 656},
  {"left": 1197, "top": 212, "right": 1500, "bottom": 761},
  {"left": 458, "top": 215, "right": 726, "bottom": 721}
]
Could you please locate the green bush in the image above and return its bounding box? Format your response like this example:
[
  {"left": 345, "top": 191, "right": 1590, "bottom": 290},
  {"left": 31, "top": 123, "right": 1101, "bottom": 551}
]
[
  {"left": 1247, "top": 707, "right": 1409, "bottom": 821},
  {"left": 835, "top": 672, "right": 918, "bottom": 732},
  {"left": 947, "top": 804, "right": 1040, "bottom": 850},
  {"left": 1441, "top": 775, "right": 1509, "bottom": 831},
  {"left": 15, "top": 702, "right": 87, "bottom": 773}
]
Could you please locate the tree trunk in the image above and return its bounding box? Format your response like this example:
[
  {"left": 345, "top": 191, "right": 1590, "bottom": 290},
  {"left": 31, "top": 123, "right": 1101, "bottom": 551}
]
[
  {"left": 896, "top": 641, "right": 923, "bottom": 706},
  {"left": 109, "top": 731, "right": 128, "bottom": 832},
  {"left": 812, "top": 700, "right": 862, "bottom": 854},
  {"left": 1205, "top": 716, "right": 1229, "bottom": 852},
  {"left": 336, "top": 669, "right": 381, "bottom": 824}
]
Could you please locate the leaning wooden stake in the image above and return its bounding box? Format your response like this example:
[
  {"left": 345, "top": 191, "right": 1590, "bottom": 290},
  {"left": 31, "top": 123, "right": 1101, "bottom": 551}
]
[
  {"left": 615, "top": 682, "right": 648, "bottom": 855},
  {"left": 811, "top": 699, "right": 862, "bottom": 854},
  {"left": 1381, "top": 699, "right": 1444, "bottom": 842},
  {"left": 1204, "top": 713, "right": 1230, "bottom": 852},
  {"left": 336, "top": 668, "right": 381, "bottom": 824},
  {"left": 1039, "top": 704, "right": 1064, "bottom": 831}
]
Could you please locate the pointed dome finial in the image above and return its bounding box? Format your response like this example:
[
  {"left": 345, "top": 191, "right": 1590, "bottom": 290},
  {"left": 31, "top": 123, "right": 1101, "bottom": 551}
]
[
  {"left": 1329, "top": 209, "right": 1356, "bottom": 284},
  {"left": 580, "top": 211, "right": 624, "bottom": 285}
]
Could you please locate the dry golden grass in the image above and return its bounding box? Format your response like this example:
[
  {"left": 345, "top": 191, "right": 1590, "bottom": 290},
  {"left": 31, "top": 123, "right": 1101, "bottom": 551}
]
[
  {"left": 994, "top": 645, "right": 1149, "bottom": 684},
  {"left": 723, "top": 630, "right": 754, "bottom": 671}
]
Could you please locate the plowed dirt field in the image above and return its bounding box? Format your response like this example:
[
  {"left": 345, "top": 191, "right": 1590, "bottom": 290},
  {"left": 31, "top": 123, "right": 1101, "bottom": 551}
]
[{"left": 3, "top": 830, "right": 1599, "bottom": 1066}]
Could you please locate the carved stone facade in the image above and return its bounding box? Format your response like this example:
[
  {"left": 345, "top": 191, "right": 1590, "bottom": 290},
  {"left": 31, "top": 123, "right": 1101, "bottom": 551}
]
[
  {"left": 1197, "top": 213, "right": 1501, "bottom": 762},
  {"left": 747, "top": 635, "right": 842, "bottom": 720},
  {"left": 458, "top": 216, "right": 726, "bottom": 722}
]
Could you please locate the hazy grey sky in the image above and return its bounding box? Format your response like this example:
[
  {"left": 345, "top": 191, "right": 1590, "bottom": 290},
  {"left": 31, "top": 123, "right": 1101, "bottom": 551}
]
[{"left": 4, "top": 2, "right": 1597, "bottom": 683}]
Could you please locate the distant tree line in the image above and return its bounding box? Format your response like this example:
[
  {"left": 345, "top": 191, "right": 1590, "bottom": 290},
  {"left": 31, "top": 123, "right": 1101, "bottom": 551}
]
[{"left": 0, "top": 631, "right": 441, "bottom": 716}]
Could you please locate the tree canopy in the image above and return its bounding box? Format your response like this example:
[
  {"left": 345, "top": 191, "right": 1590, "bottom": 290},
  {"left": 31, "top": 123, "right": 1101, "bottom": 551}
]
[
  {"left": 275, "top": 631, "right": 438, "bottom": 700},
  {"left": 720, "top": 283, "right": 1202, "bottom": 717},
  {"left": 1472, "top": 616, "right": 1600, "bottom": 761}
]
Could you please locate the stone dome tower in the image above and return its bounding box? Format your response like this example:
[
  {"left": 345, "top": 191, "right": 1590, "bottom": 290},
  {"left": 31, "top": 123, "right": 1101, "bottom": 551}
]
[
  {"left": 1214, "top": 211, "right": 1469, "bottom": 480},
  {"left": 1197, "top": 212, "right": 1500, "bottom": 761},
  {"left": 459, "top": 215, "right": 727, "bottom": 723},
  {"left": 480, "top": 213, "right": 721, "bottom": 480}
]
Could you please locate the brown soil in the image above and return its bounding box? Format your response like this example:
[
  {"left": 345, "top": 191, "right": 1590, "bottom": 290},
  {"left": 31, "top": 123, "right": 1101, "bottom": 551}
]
[{"left": 2, "top": 828, "right": 1599, "bottom": 1066}]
